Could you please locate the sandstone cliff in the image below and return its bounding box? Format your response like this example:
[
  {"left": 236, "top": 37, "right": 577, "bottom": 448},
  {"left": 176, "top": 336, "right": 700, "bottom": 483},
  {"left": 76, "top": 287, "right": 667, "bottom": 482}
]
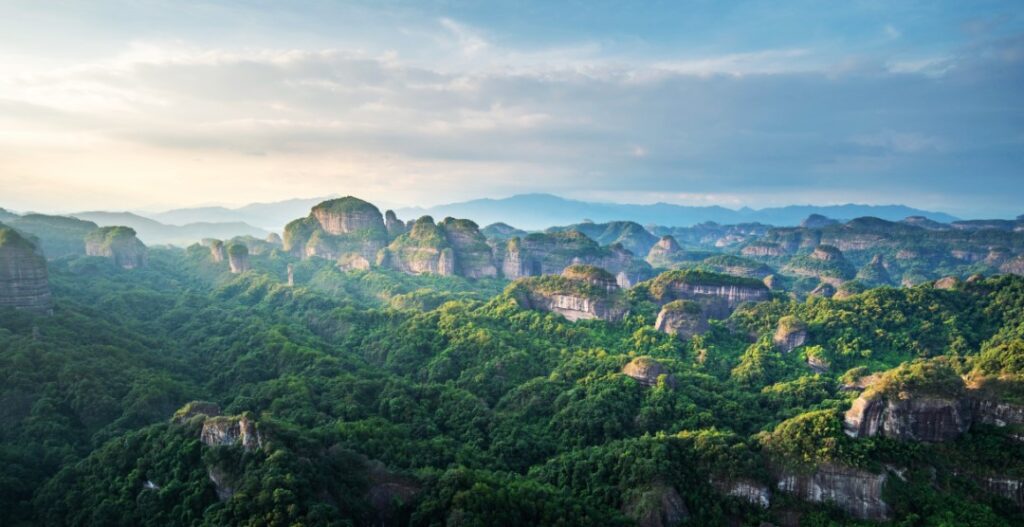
[
  {"left": 654, "top": 300, "right": 709, "bottom": 339},
  {"left": 622, "top": 356, "right": 676, "bottom": 388},
  {"left": 283, "top": 197, "right": 389, "bottom": 264},
  {"left": 776, "top": 464, "right": 890, "bottom": 521},
  {"left": 85, "top": 226, "right": 147, "bottom": 269},
  {"left": 509, "top": 265, "right": 629, "bottom": 322},
  {"left": 773, "top": 316, "right": 807, "bottom": 353},
  {"left": 499, "top": 230, "right": 648, "bottom": 281},
  {"left": 227, "top": 243, "right": 250, "bottom": 274},
  {"left": 646, "top": 269, "right": 770, "bottom": 319},
  {"left": 0, "top": 226, "right": 53, "bottom": 313},
  {"left": 384, "top": 210, "right": 407, "bottom": 239},
  {"left": 200, "top": 414, "right": 262, "bottom": 451},
  {"left": 843, "top": 362, "right": 972, "bottom": 442},
  {"left": 203, "top": 238, "right": 226, "bottom": 262},
  {"left": 440, "top": 218, "right": 497, "bottom": 278},
  {"left": 380, "top": 216, "right": 457, "bottom": 276}
]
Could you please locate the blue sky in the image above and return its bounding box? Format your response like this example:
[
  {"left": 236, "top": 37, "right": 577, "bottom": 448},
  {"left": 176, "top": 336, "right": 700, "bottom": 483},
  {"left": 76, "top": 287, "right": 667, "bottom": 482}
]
[{"left": 0, "top": 1, "right": 1021, "bottom": 217}]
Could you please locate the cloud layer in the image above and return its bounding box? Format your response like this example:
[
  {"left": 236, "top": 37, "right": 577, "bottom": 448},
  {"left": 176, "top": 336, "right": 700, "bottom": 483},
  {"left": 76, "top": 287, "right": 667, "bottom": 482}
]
[{"left": 0, "top": 2, "right": 1022, "bottom": 217}]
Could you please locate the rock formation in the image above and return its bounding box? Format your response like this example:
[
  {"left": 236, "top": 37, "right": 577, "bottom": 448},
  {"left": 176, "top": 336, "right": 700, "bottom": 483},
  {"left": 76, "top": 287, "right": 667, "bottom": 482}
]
[
  {"left": 843, "top": 363, "right": 972, "bottom": 442},
  {"left": 855, "top": 254, "right": 892, "bottom": 286},
  {"left": 646, "top": 269, "right": 770, "bottom": 319},
  {"left": 0, "top": 226, "right": 53, "bottom": 313},
  {"left": 773, "top": 316, "right": 807, "bottom": 353},
  {"left": 84, "top": 226, "right": 147, "bottom": 269},
  {"left": 551, "top": 221, "right": 659, "bottom": 257},
  {"left": 509, "top": 266, "right": 629, "bottom": 322},
  {"left": 622, "top": 357, "right": 676, "bottom": 388},
  {"left": 701, "top": 254, "right": 775, "bottom": 279},
  {"left": 654, "top": 300, "right": 709, "bottom": 339},
  {"left": 203, "top": 239, "right": 226, "bottom": 262},
  {"left": 622, "top": 484, "right": 689, "bottom": 527},
  {"left": 776, "top": 464, "right": 890, "bottom": 521},
  {"left": 284, "top": 197, "right": 389, "bottom": 264},
  {"left": 783, "top": 245, "right": 855, "bottom": 286},
  {"left": 440, "top": 218, "right": 497, "bottom": 278},
  {"left": 645, "top": 235, "right": 685, "bottom": 267},
  {"left": 200, "top": 414, "right": 262, "bottom": 451},
  {"left": 1001, "top": 256, "right": 1024, "bottom": 276},
  {"left": 384, "top": 210, "right": 406, "bottom": 239},
  {"left": 498, "top": 230, "right": 646, "bottom": 280},
  {"left": 380, "top": 216, "right": 456, "bottom": 276},
  {"left": 741, "top": 241, "right": 787, "bottom": 257},
  {"left": 933, "top": 276, "right": 960, "bottom": 290},
  {"left": 712, "top": 478, "right": 771, "bottom": 508},
  {"left": 809, "top": 282, "right": 836, "bottom": 298},
  {"left": 227, "top": 243, "right": 250, "bottom": 274}
]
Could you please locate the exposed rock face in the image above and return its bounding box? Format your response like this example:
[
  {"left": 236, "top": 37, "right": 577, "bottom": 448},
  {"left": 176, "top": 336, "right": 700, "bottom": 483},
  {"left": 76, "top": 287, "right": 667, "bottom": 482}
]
[
  {"left": 312, "top": 197, "right": 387, "bottom": 236},
  {"left": 204, "top": 239, "right": 226, "bottom": 262},
  {"left": 777, "top": 464, "right": 889, "bottom": 521},
  {"left": 1001, "top": 256, "right": 1024, "bottom": 276},
  {"left": 623, "top": 485, "right": 689, "bottom": 527},
  {"left": 934, "top": 276, "right": 960, "bottom": 290},
  {"left": 712, "top": 478, "right": 771, "bottom": 508},
  {"left": 809, "top": 282, "right": 836, "bottom": 298},
  {"left": 0, "top": 226, "right": 53, "bottom": 313},
  {"left": 284, "top": 197, "right": 389, "bottom": 264},
  {"left": 856, "top": 254, "right": 893, "bottom": 286},
  {"left": 200, "top": 414, "right": 262, "bottom": 451},
  {"left": 501, "top": 230, "right": 645, "bottom": 280},
  {"left": 85, "top": 226, "right": 147, "bottom": 269},
  {"left": 742, "top": 242, "right": 786, "bottom": 257},
  {"left": 227, "top": 243, "right": 250, "bottom": 274},
  {"left": 979, "top": 477, "right": 1024, "bottom": 507},
  {"left": 511, "top": 269, "right": 629, "bottom": 322},
  {"left": 972, "top": 398, "right": 1024, "bottom": 429},
  {"left": 645, "top": 235, "right": 707, "bottom": 268},
  {"left": 562, "top": 264, "right": 618, "bottom": 291},
  {"left": 773, "top": 316, "right": 807, "bottom": 353},
  {"left": 381, "top": 216, "right": 455, "bottom": 276},
  {"left": 208, "top": 466, "right": 236, "bottom": 501},
  {"left": 647, "top": 270, "right": 770, "bottom": 319},
  {"left": 844, "top": 394, "right": 972, "bottom": 442},
  {"left": 265, "top": 233, "right": 283, "bottom": 246},
  {"left": 384, "top": 210, "right": 406, "bottom": 238},
  {"left": 287, "top": 264, "right": 295, "bottom": 286},
  {"left": 441, "top": 218, "right": 497, "bottom": 278},
  {"left": 654, "top": 300, "right": 709, "bottom": 339},
  {"left": 623, "top": 357, "right": 676, "bottom": 388}
]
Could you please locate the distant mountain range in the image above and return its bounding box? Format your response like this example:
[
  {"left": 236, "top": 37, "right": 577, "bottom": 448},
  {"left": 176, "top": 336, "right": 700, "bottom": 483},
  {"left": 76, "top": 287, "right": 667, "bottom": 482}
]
[
  {"left": 150, "top": 196, "right": 337, "bottom": 231},
  {"left": 71, "top": 211, "right": 268, "bottom": 246},
  {"left": 394, "top": 193, "right": 960, "bottom": 230}
]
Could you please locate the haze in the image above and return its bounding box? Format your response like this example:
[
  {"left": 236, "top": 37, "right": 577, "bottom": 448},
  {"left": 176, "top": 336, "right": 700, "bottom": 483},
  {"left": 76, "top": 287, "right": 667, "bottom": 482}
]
[{"left": 1, "top": 1, "right": 1022, "bottom": 218}]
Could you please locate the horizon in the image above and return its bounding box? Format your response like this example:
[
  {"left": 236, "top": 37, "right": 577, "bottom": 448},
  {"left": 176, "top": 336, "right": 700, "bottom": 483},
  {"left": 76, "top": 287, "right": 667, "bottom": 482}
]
[
  {"left": 2, "top": 1, "right": 1022, "bottom": 217},
  {"left": 2, "top": 191, "right": 1001, "bottom": 222}
]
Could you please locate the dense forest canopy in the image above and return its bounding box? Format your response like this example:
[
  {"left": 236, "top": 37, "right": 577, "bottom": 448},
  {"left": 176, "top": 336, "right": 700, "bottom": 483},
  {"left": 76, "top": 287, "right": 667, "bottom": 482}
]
[{"left": 2, "top": 205, "right": 1024, "bottom": 527}]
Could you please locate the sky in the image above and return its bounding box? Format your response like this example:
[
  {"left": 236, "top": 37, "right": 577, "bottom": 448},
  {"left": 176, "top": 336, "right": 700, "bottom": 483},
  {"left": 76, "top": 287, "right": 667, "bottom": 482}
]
[{"left": 1, "top": 1, "right": 1022, "bottom": 218}]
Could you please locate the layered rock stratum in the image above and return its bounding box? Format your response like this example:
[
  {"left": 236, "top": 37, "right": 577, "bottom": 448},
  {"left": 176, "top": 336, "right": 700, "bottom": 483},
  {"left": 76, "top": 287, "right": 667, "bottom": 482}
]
[
  {"left": 0, "top": 226, "right": 53, "bottom": 313},
  {"left": 84, "top": 226, "right": 147, "bottom": 269}
]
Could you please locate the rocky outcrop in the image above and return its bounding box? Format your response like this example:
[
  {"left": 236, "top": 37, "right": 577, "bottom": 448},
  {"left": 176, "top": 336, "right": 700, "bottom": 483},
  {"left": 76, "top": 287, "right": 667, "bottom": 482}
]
[
  {"left": 0, "top": 226, "right": 53, "bottom": 314},
  {"left": 979, "top": 476, "right": 1024, "bottom": 507},
  {"left": 510, "top": 268, "right": 629, "bottom": 322},
  {"left": 284, "top": 197, "right": 389, "bottom": 264},
  {"left": 844, "top": 366, "right": 973, "bottom": 442},
  {"left": 441, "top": 218, "right": 497, "bottom": 278},
  {"left": 646, "top": 270, "right": 770, "bottom": 319},
  {"left": 934, "top": 276, "right": 960, "bottom": 290},
  {"left": 203, "top": 239, "right": 226, "bottom": 262},
  {"left": 384, "top": 210, "right": 407, "bottom": 238},
  {"left": 623, "top": 484, "right": 689, "bottom": 527},
  {"left": 742, "top": 242, "right": 787, "bottom": 257},
  {"left": 856, "top": 255, "right": 892, "bottom": 286},
  {"left": 773, "top": 316, "right": 807, "bottom": 353},
  {"left": 622, "top": 357, "right": 676, "bottom": 388},
  {"left": 550, "top": 221, "right": 659, "bottom": 257},
  {"left": 200, "top": 414, "right": 262, "bottom": 451},
  {"left": 1001, "top": 256, "right": 1024, "bottom": 276},
  {"left": 208, "top": 465, "right": 236, "bottom": 501},
  {"left": 654, "top": 300, "right": 709, "bottom": 339},
  {"left": 712, "top": 478, "right": 771, "bottom": 508},
  {"left": 380, "top": 216, "right": 456, "bottom": 276},
  {"left": 85, "top": 226, "right": 147, "bottom": 269},
  {"left": 776, "top": 464, "right": 889, "bottom": 521},
  {"left": 227, "top": 243, "right": 250, "bottom": 274},
  {"left": 971, "top": 396, "right": 1024, "bottom": 429},
  {"left": 809, "top": 282, "right": 836, "bottom": 298},
  {"left": 499, "top": 230, "right": 646, "bottom": 280}
]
